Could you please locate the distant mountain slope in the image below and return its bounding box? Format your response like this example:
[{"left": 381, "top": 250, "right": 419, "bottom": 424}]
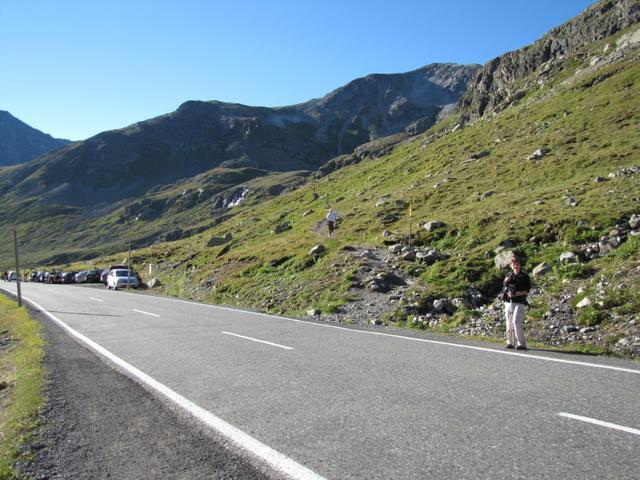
[
  {"left": 0, "top": 63, "right": 477, "bottom": 207},
  {"left": 0, "top": 111, "right": 70, "bottom": 166}
]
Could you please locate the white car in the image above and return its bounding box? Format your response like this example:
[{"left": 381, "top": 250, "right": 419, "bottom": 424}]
[
  {"left": 106, "top": 269, "right": 139, "bottom": 290},
  {"left": 7, "top": 271, "right": 17, "bottom": 281}
]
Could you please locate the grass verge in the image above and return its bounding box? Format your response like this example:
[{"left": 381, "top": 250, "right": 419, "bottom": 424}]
[{"left": 0, "top": 294, "right": 45, "bottom": 479}]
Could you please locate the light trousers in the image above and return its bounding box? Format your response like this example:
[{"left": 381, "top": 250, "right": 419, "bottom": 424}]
[{"left": 505, "top": 301, "right": 526, "bottom": 347}]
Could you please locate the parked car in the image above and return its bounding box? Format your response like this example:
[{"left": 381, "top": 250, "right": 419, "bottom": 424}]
[
  {"left": 61, "top": 272, "right": 76, "bottom": 284},
  {"left": 104, "top": 265, "right": 134, "bottom": 285},
  {"left": 85, "top": 269, "right": 100, "bottom": 283},
  {"left": 7, "top": 271, "right": 17, "bottom": 281},
  {"left": 107, "top": 269, "right": 139, "bottom": 290},
  {"left": 75, "top": 271, "right": 88, "bottom": 283},
  {"left": 52, "top": 271, "right": 64, "bottom": 284}
]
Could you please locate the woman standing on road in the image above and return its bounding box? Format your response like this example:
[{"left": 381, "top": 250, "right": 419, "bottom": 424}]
[{"left": 503, "top": 258, "right": 531, "bottom": 350}]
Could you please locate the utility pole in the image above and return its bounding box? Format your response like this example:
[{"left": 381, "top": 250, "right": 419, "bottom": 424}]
[{"left": 13, "top": 229, "right": 22, "bottom": 307}]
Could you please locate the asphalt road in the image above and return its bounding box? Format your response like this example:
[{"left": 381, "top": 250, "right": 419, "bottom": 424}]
[{"left": 2, "top": 281, "right": 639, "bottom": 479}]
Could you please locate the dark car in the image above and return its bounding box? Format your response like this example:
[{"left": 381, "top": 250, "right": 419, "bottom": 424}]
[
  {"left": 53, "top": 271, "right": 64, "bottom": 284},
  {"left": 85, "top": 269, "right": 100, "bottom": 283},
  {"left": 61, "top": 272, "right": 76, "bottom": 284},
  {"left": 75, "top": 271, "right": 88, "bottom": 283}
]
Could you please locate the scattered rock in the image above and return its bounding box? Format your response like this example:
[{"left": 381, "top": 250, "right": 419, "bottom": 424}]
[
  {"left": 309, "top": 245, "right": 325, "bottom": 257},
  {"left": 629, "top": 214, "right": 640, "bottom": 230},
  {"left": 532, "top": 262, "right": 551, "bottom": 277},
  {"left": 494, "top": 250, "right": 516, "bottom": 269},
  {"left": 388, "top": 245, "right": 402, "bottom": 255},
  {"left": 559, "top": 252, "right": 577, "bottom": 264},
  {"left": 273, "top": 222, "right": 292, "bottom": 234},
  {"left": 468, "top": 150, "right": 490, "bottom": 160},
  {"left": 423, "top": 220, "right": 446, "bottom": 232},
  {"left": 480, "top": 191, "right": 495, "bottom": 201},
  {"left": 402, "top": 250, "right": 416, "bottom": 261},
  {"left": 576, "top": 297, "right": 592, "bottom": 309},
  {"left": 307, "top": 309, "right": 320, "bottom": 317},
  {"left": 147, "top": 278, "right": 162, "bottom": 289},
  {"left": 527, "top": 148, "right": 547, "bottom": 161},
  {"left": 207, "top": 233, "right": 233, "bottom": 247}
]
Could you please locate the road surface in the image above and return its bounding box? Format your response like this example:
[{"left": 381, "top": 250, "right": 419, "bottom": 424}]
[{"left": 2, "top": 281, "right": 639, "bottom": 479}]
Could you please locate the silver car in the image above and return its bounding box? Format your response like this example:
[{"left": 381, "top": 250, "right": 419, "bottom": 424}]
[{"left": 106, "top": 269, "right": 139, "bottom": 290}]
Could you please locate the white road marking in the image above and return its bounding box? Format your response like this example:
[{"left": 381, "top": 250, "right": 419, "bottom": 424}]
[
  {"left": 15, "top": 294, "right": 326, "bottom": 480},
  {"left": 222, "top": 331, "right": 294, "bottom": 350},
  {"left": 89, "top": 297, "right": 104, "bottom": 302},
  {"left": 558, "top": 412, "right": 640, "bottom": 436},
  {"left": 133, "top": 309, "right": 160, "bottom": 318}
]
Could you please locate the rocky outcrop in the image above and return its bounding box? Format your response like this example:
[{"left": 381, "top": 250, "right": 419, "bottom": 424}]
[{"left": 458, "top": 0, "right": 640, "bottom": 121}]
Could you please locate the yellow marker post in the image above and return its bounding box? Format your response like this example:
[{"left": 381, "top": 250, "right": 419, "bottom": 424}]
[{"left": 408, "top": 203, "right": 413, "bottom": 248}]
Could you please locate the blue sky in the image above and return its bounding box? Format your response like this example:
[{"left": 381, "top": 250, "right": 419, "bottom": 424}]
[{"left": 1, "top": 0, "right": 595, "bottom": 141}]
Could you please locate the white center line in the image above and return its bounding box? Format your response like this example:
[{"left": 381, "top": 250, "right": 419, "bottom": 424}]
[
  {"left": 88, "top": 297, "right": 103, "bottom": 302},
  {"left": 558, "top": 412, "right": 640, "bottom": 436},
  {"left": 133, "top": 309, "right": 160, "bottom": 318},
  {"left": 222, "top": 331, "right": 294, "bottom": 350}
]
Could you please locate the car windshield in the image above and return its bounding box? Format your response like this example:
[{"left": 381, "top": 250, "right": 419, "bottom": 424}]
[{"left": 115, "top": 270, "right": 134, "bottom": 277}]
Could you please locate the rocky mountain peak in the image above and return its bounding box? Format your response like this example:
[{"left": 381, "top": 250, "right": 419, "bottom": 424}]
[{"left": 458, "top": 0, "right": 640, "bottom": 121}]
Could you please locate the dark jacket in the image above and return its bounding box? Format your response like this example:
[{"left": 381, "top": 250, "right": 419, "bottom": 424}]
[{"left": 503, "top": 271, "right": 531, "bottom": 305}]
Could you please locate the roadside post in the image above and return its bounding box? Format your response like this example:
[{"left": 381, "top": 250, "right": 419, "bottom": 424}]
[
  {"left": 408, "top": 203, "right": 413, "bottom": 249},
  {"left": 13, "top": 228, "right": 22, "bottom": 307}
]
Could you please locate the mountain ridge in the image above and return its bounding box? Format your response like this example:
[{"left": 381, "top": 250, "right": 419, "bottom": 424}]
[
  {"left": 0, "top": 111, "right": 71, "bottom": 167},
  {"left": 0, "top": 63, "right": 478, "bottom": 207}
]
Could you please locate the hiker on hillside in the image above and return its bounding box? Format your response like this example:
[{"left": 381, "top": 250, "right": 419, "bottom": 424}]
[
  {"left": 503, "top": 258, "right": 531, "bottom": 350},
  {"left": 326, "top": 208, "right": 337, "bottom": 237}
]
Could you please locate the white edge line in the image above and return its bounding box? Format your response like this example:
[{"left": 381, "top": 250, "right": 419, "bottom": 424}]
[
  {"left": 15, "top": 293, "right": 326, "bottom": 480},
  {"left": 123, "top": 291, "right": 640, "bottom": 376},
  {"left": 222, "top": 331, "right": 294, "bottom": 350},
  {"left": 558, "top": 412, "right": 640, "bottom": 436},
  {"left": 4, "top": 285, "right": 640, "bottom": 376},
  {"left": 89, "top": 297, "right": 104, "bottom": 302},
  {"left": 132, "top": 308, "right": 161, "bottom": 318}
]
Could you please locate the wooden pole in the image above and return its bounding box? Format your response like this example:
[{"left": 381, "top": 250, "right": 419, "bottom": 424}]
[{"left": 13, "top": 229, "right": 22, "bottom": 307}]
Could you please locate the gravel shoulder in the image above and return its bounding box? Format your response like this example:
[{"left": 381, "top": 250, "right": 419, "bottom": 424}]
[{"left": 16, "top": 304, "right": 273, "bottom": 480}]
